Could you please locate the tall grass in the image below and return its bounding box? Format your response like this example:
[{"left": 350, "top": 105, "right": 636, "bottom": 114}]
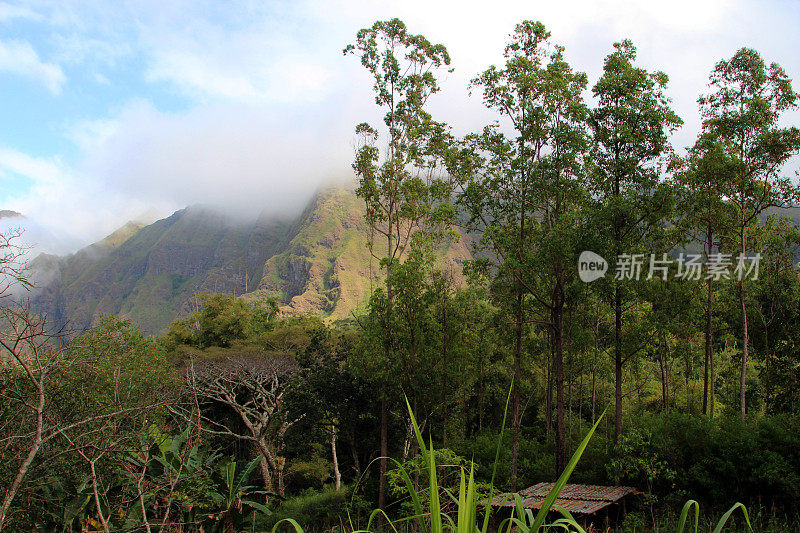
[{"left": 272, "top": 395, "right": 753, "bottom": 533}]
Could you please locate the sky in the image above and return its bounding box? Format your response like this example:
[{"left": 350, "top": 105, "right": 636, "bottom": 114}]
[{"left": 0, "top": 0, "right": 799, "bottom": 254}]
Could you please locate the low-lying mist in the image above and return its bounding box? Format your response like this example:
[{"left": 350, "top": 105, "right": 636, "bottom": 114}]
[
  {"left": 82, "top": 100, "right": 356, "bottom": 223},
  {"left": 5, "top": 98, "right": 359, "bottom": 258}
]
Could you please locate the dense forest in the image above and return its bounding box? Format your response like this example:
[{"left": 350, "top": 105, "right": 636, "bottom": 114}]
[{"left": 3, "top": 17, "right": 800, "bottom": 532}]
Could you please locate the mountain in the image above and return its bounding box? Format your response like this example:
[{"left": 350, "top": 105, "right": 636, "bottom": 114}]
[
  {"left": 27, "top": 186, "right": 472, "bottom": 334},
  {"left": 767, "top": 206, "right": 800, "bottom": 224},
  {"left": 29, "top": 206, "right": 291, "bottom": 334},
  {"left": 0, "top": 210, "right": 23, "bottom": 220},
  {"left": 247, "top": 187, "right": 471, "bottom": 320}
]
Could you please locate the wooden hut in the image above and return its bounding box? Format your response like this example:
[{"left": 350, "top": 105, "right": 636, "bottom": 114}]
[{"left": 489, "top": 482, "right": 637, "bottom": 529}]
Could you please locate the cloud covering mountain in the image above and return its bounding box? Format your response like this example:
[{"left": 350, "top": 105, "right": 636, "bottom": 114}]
[{"left": 0, "top": 0, "right": 799, "bottom": 254}]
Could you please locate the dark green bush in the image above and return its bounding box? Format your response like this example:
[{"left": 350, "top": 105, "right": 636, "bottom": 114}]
[{"left": 261, "top": 485, "right": 371, "bottom": 532}]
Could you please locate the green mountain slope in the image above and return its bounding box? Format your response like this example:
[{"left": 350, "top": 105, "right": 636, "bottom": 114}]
[
  {"left": 248, "top": 187, "right": 471, "bottom": 319},
  {"left": 31, "top": 207, "right": 291, "bottom": 334},
  {"left": 28, "top": 186, "right": 472, "bottom": 333}
]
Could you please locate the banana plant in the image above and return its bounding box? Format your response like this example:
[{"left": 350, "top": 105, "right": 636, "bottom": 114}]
[
  {"left": 203, "top": 456, "right": 273, "bottom": 533},
  {"left": 121, "top": 426, "right": 222, "bottom": 530},
  {"left": 35, "top": 477, "right": 93, "bottom": 532}
]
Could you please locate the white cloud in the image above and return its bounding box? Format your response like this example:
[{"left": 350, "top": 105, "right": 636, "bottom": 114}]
[
  {"left": 0, "top": 2, "right": 42, "bottom": 22},
  {"left": 144, "top": 48, "right": 268, "bottom": 101},
  {"left": 50, "top": 33, "right": 130, "bottom": 65},
  {"left": 0, "top": 145, "right": 165, "bottom": 253},
  {"left": 137, "top": 6, "right": 335, "bottom": 104},
  {"left": 81, "top": 98, "right": 353, "bottom": 218},
  {"left": 0, "top": 39, "right": 65, "bottom": 94},
  {"left": 0, "top": 148, "right": 63, "bottom": 185},
  {"left": 5, "top": 91, "right": 360, "bottom": 251},
  {"left": 3, "top": 0, "right": 800, "bottom": 256},
  {"left": 65, "top": 117, "right": 120, "bottom": 150}
]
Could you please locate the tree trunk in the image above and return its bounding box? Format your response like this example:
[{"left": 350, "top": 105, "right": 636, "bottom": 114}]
[
  {"left": 512, "top": 285, "right": 523, "bottom": 491},
  {"left": 348, "top": 434, "right": 361, "bottom": 477},
  {"left": 659, "top": 352, "right": 667, "bottom": 410},
  {"left": 614, "top": 284, "right": 623, "bottom": 443},
  {"left": 275, "top": 457, "right": 286, "bottom": 497},
  {"left": 331, "top": 424, "right": 341, "bottom": 491},
  {"left": 739, "top": 227, "right": 749, "bottom": 422},
  {"left": 256, "top": 438, "right": 277, "bottom": 494},
  {"left": 703, "top": 235, "right": 714, "bottom": 416},
  {"left": 578, "top": 366, "right": 584, "bottom": 428},
  {"left": 0, "top": 382, "right": 44, "bottom": 532},
  {"left": 545, "top": 346, "right": 553, "bottom": 439},
  {"left": 740, "top": 277, "right": 749, "bottom": 421},
  {"left": 591, "top": 364, "right": 597, "bottom": 423},
  {"left": 136, "top": 463, "right": 153, "bottom": 533},
  {"left": 710, "top": 335, "right": 715, "bottom": 416},
  {"left": 762, "top": 311, "right": 771, "bottom": 414},
  {"left": 402, "top": 410, "right": 413, "bottom": 461},
  {"left": 90, "top": 460, "right": 110, "bottom": 533},
  {"left": 553, "top": 296, "right": 566, "bottom": 476},
  {"left": 379, "top": 209, "right": 394, "bottom": 513},
  {"left": 511, "top": 147, "right": 528, "bottom": 492},
  {"left": 259, "top": 457, "right": 273, "bottom": 495},
  {"left": 378, "top": 398, "right": 388, "bottom": 510}
]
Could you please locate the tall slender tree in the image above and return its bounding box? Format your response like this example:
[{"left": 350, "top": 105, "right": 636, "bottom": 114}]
[
  {"left": 459, "top": 21, "right": 589, "bottom": 480},
  {"left": 698, "top": 48, "right": 800, "bottom": 421},
  {"left": 344, "top": 18, "right": 453, "bottom": 510},
  {"left": 589, "top": 40, "right": 681, "bottom": 443},
  {"left": 676, "top": 136, "right": 734, "bottom": 416}
]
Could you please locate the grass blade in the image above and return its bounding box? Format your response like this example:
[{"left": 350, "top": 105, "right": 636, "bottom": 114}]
[
  {"left": 676, "top": 500, "right": 699, "bottom": 533},
  {"left": 481, "top": 383, "right": 513, "bottom": 533},
  {"left": 551, "top": 504, "right": 586, "bottom": 533},
  {"left": 271, "top": 517, "right": 305, "bottom": 533},
  {"left": 428, "top": 436, "right": 443, "bottom": 533},
  {"left": 388, "top": 458, "right": 425, "bottom": 524},
  {"left": 530, "top": 408, "right": 606, "bottom": 532},
  {"left": 711, "top": 502, "right": 751, "bottom": 533},
  {"left": 405, "top": 396, "right": 442, "bottom": 532}
]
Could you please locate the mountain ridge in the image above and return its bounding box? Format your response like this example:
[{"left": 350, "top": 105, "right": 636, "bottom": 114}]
[
  {"left": 26, "top": 186, "right": 472, "bottom": 333},
  {"left": 0, "top": 210, "right": 23, "bottom": 220}
]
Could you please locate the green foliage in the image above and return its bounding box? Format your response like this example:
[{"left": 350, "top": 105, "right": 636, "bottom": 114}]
[
  {"left": 345, "top": 17, "right": 455, "bottom": 268},
  {"left": 123, "top": 426, "right": 221, "bottom": 526},
  {"left": 203, "top": 457, "right": 272, "bottom": 530},
  {"left": 9, "top": 17, "right": 800, "bottom": 533},
  {"left": 608, "top": 426, "right": 676, "bottom": 518},
  {"left": 33, "top": 477, "right": 93, "bottom": 532},
  {"left": 263, "top": 485, "right": 371, "bottom": 531},
  {"left": 387, "top": 448, "right": 486, "bottom": 514},
  {"left": 286, "top": 450, "right": 332, "bottom": 491},
  {"left": 166, "top": 292, "right": 276, "bottom": 349},
  {"left": 698, "top": 47, "right": 800, "bottom": 419}
]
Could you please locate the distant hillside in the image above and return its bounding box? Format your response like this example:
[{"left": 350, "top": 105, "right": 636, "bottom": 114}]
[
  {"left": 248, "top": 187, "right": 471, "bottom": 319},
  {"left": 27, "top": 186, "right": 472, "bottom": 334},
  {"left": 0, "top": 210, "right": 23, "bottom": 220},
  {"left": 29, "top": 207, "right": 291, "bottom": 334},
  {"left": 767, "top": 206, "right": 800, "bottom": 224}
]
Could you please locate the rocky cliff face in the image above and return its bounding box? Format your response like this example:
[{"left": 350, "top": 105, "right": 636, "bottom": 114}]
[
  {"left": 250, "top": 187, "right": 472, "bottom": 320},
  {"left": 252, "top": 187, "right": 380, "bottom": 318},
  {"left": 27, "top": 186, "right": 472, "bottom": 333}
]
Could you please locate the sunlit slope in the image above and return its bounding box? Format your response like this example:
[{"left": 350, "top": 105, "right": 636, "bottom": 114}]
[
  {"left": 27, "top": 186, "right": 472, "bottom": 333},
  {"left": 248, "top": 187, "right": 472, "bottom": 320}
]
